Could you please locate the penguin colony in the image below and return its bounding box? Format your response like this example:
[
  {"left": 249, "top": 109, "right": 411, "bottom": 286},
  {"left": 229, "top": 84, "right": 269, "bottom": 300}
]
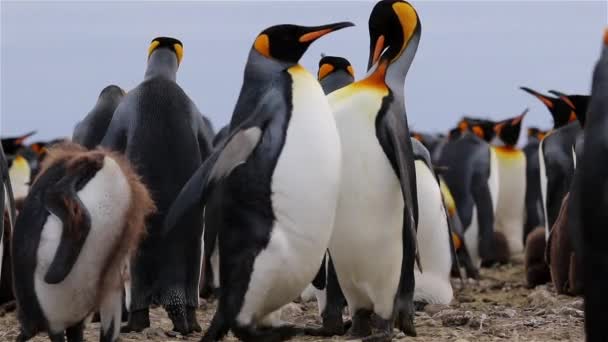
[{"left": 1, "top": 0, "right": 607, "bottom": 341}]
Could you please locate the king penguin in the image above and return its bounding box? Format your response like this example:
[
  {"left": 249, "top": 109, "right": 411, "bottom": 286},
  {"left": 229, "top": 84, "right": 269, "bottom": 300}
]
[
  {"left": 327, "top": 1, "right": 421, "bottom": 339},
  {"left": 491, "top": 110, "right": 527, "bottom": 257},
  {"left": 100, "top": 37, "right": 212, "bottom": 334},
  {"left": 411, "top": 138, "right": 454, "bottom": 307},
  {"left": 520, "top": 87, "right": 580, "bottom": 240},
  {"left": 573, "top": 29, "right": 608, "bottom": 339},
  {"left": 164, "top": 22, "right": 352, "bottom": 341},
  {"left": 12, "top": 143, "right": 155, "bottom": 342},
  {"left": 304, "top": 54, "right": 356, "bottom": 336},
  {"left": 1, "top": 131, "right": 36, "bottom": 156},
  {"left": 523, "top": 127, "right": 547, "bottom": 241},
  {"left": 72, "top": 85, "right": 126, "bottom": 149}
]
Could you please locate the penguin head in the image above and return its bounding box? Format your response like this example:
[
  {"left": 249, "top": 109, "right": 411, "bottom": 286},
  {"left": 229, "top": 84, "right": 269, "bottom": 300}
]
[
  {"left": 2, "top": 131, "right": 36, "bottom": 156},
  {"left": 494, "top": 109, "right": 527, "bottom": 147},
  {"left": 148, "top": 37, "right": 183, "bottom": 65},
  {"left": 318, "top": 56, "right": 355, "bottom": 81},
  {"left": 548, "top": 90, "right": 590, "bottom": 127},
  {"left": 459, "top": 117, "right": 496, "bottom": 142},
  {"left": 367, "top": 0, "right": 421, "bottom": 70},
  {"left": 527, "top": 127, "right": 546, "bottom": 141},
  {"left": 252, "top": 22, "right": 354, "bottom": 65},
  {"left": 520, "top": 86, "right": 574, "bottom": 129}
]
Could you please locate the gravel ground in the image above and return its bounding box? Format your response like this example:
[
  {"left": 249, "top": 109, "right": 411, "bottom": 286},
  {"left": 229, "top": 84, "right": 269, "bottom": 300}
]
[{"left": 0, "top": 258, "right": 585, "bottom": 341}]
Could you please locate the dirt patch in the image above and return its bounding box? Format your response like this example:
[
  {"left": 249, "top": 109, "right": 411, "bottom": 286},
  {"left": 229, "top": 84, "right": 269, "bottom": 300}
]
[{"left": 0, "top": 260, "right": 584, "bottom": 341}]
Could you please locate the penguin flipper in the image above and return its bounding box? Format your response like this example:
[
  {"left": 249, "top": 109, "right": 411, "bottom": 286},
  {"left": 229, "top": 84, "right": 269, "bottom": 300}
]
[
  {"left": 42, "top": 154, "right": 104, "bottom": 284},
  {"left": 43, "top": 184, "right": 92, "bottom": 284},
  {"left": 0, "top": 143, "right": 16, "bottom": 242},
  {"left": 377, "top": 110, "right": 421, "bottom": 273},
  {"left": 471, "top": 149, "right": 495, "bottom": 264},
  {"left": 163, "top": 125, "right": 264, "bottom": 236}
]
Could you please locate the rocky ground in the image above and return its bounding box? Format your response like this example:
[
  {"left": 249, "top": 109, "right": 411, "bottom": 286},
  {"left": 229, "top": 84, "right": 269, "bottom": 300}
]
[{"left": 0, "top": 260, "right": 585, "bottom": 341}]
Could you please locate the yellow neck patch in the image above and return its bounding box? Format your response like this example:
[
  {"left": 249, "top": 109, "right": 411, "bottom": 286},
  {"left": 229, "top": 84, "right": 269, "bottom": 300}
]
[
  {"left": 391, "top": 2, "right": 418, "bottom": 62},
  {"left": 318, "top": 63, "right": 334, "bottom": 81},
  {"left": 254, "top": 34, "right": 271, "bottom": 58},
  {"left": 347, "top": 65, "right": 355, "bottom": 78},
  {"left": 148, "top": 40, "right": 160, "bottom": 58},
  {"left": 173, "top": 44, "right": 183, "bottom": 65}
]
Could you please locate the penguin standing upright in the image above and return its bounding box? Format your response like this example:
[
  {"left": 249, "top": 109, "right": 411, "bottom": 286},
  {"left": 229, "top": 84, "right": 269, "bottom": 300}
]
[
  {"left": 100, "top": 37, "right": 212, "bottom": 334},
  {"left": 164, "top": 22, "right": 351, "bottom": 341},
  {"left": 520, "top": 87, "right": 579, "bottom": 239},
  {"left": 72, "top": 85, "right": 126, "bottom": 149},
  {"left": 574, "top": 29, "right": 608, "bottom": 339},
  {"left": 523, "top": 127, "right": 546, "bottom": 241},
  {"left": 12, "top": 143, "right": 155, "bottom": 342},
  {"left": 439, "top": 125, "right": 506, "bottom": 268},
  {"left": 491, "top": 110, "right": 527, "bottom": 256},
  {"left": 326, "top": 1, "right": 420, "bottom": 338},
  {"left": 411, "top": 139, "right": 454, "bottom": 306},
  {"left": 305, "top": 55, "right": 355, "bottom": 335}
]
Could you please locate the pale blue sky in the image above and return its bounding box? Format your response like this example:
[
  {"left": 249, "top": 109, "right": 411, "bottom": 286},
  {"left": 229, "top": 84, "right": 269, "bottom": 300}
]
[{"left": 1, "top": 1, "right": 606, "bottom": 142}]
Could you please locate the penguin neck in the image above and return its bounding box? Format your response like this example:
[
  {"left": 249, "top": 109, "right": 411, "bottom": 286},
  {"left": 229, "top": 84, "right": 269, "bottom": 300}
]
[
  {"left": 243, "top": 49, "right": 291, "bottom": 84},
  {"left": 384, "top": 32, "right": 420, "bottom": 98},
  {"left": 144, "top": 50, "right": 178, "bottom": 81}
]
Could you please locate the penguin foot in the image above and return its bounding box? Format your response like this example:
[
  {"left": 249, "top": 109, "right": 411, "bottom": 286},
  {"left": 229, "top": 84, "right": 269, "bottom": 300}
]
[
  {"left": 166, "top": 304, "right": 195, "bottom": 335},
  {"left": 187, "top": 306, "right": 202, "bottom": 333},
  {"left": 395, "top": 300, "right": 417, "bottom": 337},
  {"left": 347, "top": 309, "right": 372, "bottom": 338},
  {"left": 121, "top": 309, "right": 150, "bottom": 333},
  {"left": 0, "top": 301, "right": 17, "bottom": 316},
  {"left": 315, "top": 309, "right": 345, "bottom": 336},
  {"left": 15, "top": 331, "right": 34, "bottom": 342}
]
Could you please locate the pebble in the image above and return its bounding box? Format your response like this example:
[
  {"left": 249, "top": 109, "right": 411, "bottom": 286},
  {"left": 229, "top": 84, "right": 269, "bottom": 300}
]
[
  {"left": 425, "top": 304, "right": 450, "bottom": 316},
  {"left": 436, "top": 310, "right": 473, "bottom": 327}
]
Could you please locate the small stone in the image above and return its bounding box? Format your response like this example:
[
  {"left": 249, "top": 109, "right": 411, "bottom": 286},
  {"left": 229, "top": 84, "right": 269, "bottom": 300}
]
[
  {"left": 142, "top": 327, "right": 167, "bottom": 339},
  {"left": 454, "top": 339, "right": 470, "bottom": 342},
  {"left": 458, "top": 295, "right": 475, "bottom": 303},
  {"left": 425, "top": 304, "right": 450, "bottom": 316},
  {"left": 436, "top": 309, "right": 473, "bottom": 327},
  {"left": 571, "top": 299, "right": 584, "bottom": 311},
  {"left": 556, "top": 307, "right": 584, "bottom": 318}
]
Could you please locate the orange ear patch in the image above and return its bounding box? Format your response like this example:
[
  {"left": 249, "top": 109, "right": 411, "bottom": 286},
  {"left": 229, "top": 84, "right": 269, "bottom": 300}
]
[
  {"left": 371, "top": 35, "right": 385, "bottom": 67},
  {"left": 604, "top": 27, "right": 608, "bottom": 46},
  {"left": 458, "top": 121, "right": 468, "bottom": 132},
  {"left": 254, "top": 34, "right": 271, "bottom": 58},
  {"left": 472, "top": 125, "right": 484, "bottom": 139},
  {"left": 569, "top": 111, "right": 577, "bottom": 122},
  {"left": 299, "top": 29, "right": 332, "bottom": 43},
  {"left": 537, "top": 132, "right": 546, "bottom": 140},
  {"left": 318, "top": 63, "right": 334, "bottom": 80},
  {"left": 347, "top": 65, "right": 355, "bottom": 78}
]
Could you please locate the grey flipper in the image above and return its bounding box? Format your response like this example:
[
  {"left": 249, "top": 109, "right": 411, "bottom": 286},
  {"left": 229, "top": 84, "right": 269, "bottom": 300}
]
[
  {"left": 72, "top": 85, "right": 124, "bottom": 149},
  {"left": 163, "top": 87, "right": 281, "bottom": 235},
  {"left": 43, "top": 172, "right": 93, "bottom": 284},
  {"left": 99, "top": 98, "right": 135, "bottom": 154},
  {"left": 377, "top": 108, "right": 420, "bottom": 273}
]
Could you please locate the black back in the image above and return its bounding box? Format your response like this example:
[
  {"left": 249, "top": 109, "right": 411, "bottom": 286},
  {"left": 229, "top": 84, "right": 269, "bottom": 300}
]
[{"left": 523, "top": 134, "right": 545, "bottom": 240}]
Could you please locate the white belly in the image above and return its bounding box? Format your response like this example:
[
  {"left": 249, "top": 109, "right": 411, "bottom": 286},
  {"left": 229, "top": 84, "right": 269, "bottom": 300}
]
[
  {"left": 488, "top": 147, "right": 500, "bottom": 214},
  {"left": 413, "top": 161, "right": 453, "bottom": 305},
  {"left": 35, "top": 156, "right": 131, "bottom": 333},
  {"left": 236, "top": 66, "right": 341, "bottom": 326},
  {"left": 464, "top": 206, "right": 481, "bottom": 268},
  {"left": 538, "top": 141, "right": 549, "bottom": 240},
  {"left": 493, "top": 149, "right": 526, "bottom": 255},
  {"left": 328, "top": 88, "right": 403, "bottom": 319}
]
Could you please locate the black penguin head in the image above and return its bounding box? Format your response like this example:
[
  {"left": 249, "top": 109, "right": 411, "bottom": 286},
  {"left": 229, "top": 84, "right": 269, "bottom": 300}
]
[
  {"left": 99, "top": 85, "right": 126, "bottom": 98},
  {"left": 527, "top": 127, "right": 546, "bottom": 141},
  {"left": 1, "top": 131, "right": 36, "bottom": 156},
  {"left": 367, "top": 0, "right": 421, "bottom": 70},
  {"left": 494, "top": 109, "right": 527, "bottom": 147},
  {"left": 448, "top": 127, "right": 462, "bottom": 140},
  {"left": 148, "top": 37, "right": 183, "bottom": 65},
  {"left": 548, "top": 90, "right": 590, "bottom": 127},
  {"left": 318, "top": 55, "right": 355, "bottom": 81},
  {"left": 252, "top": 22, "right": 354, "bottom": 64},
  {"left": 459, "top": 117, "right": 496, "bottom": 142},
  {"left": 520, "top": 86, "right": 574, "bottom": 129}
]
